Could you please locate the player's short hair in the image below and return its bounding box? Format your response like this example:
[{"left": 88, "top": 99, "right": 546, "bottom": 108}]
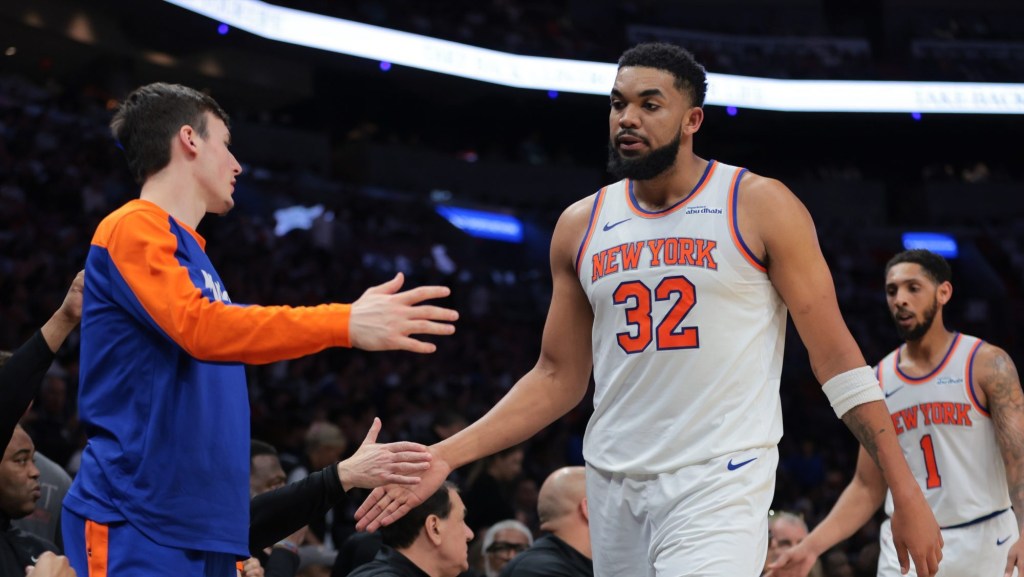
[
  {"left": 380, "top": 482, "right": 458, "bottom": 550},
  {"left": 110, "top": 82, "right": 230, "bottom": 184},
  {"left": 618, "top": 42, "right": 708, "bottom": 107},
  {"left": 885, "top": 249, "right": 952, "bottom": 285}
]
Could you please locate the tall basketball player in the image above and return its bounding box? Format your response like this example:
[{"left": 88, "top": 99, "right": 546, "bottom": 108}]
[{"left": 356, "top": 43, "right": 943, "bottom": 577}]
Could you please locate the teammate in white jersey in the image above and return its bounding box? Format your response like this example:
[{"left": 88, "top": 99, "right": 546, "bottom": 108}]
[
  {"left": 767, "top": 249, "right": 1024, "bottom": 577},
  {"left": 355, "top": 42, "right": 942, "bottom": 577}
]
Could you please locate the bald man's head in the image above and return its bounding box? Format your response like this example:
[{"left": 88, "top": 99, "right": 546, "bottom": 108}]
[{"left": 537, "top": 466, "right": 586, "bottom": 529}]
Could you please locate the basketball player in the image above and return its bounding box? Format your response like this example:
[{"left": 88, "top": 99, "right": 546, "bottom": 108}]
[
  {"left": 767, "top": 249, "right": 1024, "bottom": 577},
  {"left": 61, "top": 83, "right": 455, "bottom": 577},
  {"left": 356, "top": 43, "right": 942, "bottom": 576}
]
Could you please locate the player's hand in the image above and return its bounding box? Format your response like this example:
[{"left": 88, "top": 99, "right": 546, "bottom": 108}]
[
  {"left": 1005, "top": 536, "right": 1024, "bottom": 577},
  {"left": 890, "top": 489, "right": 943, "bottom": 576},
  {"left": 25, "top": 552, "right": 76, "bottom": 577},
  {"left": 764, "top": 541, "right": 818, "bottom": 577},
  {"left": 349, "top": 272, "right": 458, "bottom": 353},
  {"left": 58, "top": 270, "right": 85, "bottom": 325},
  {"left": 354, "top": 447, "right": 451, "bottom": 532},
  {"left": 338, "top": 417, "right": 432, "bottom": 490},
  {"left": 238, "top": 557, "right": 264, "bottom": 577}
]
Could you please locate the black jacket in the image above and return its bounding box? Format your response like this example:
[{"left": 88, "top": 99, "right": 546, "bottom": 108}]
[
  {"left": 499, "top": 535, "right": 593, "bottom": 577},
  {"left": 1, "top": 515, "right": 59, "bottom": 576},
  {"left": 1, "top": 331, "right": 54, "bottom": 447},
  {"left": 346, "top": 547, "right": 432, "bottom": 577}
]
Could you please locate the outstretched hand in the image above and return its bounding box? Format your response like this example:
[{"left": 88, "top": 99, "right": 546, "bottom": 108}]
[
  {"left": 764, "top": 541, "right": 818, "bottom": 577},
  {"left": 59, "top": 270, "right": 85, "bottom": 325},
  {"left": 349, "top": 272, "right": 458, "bottom": 353},
  {"left": 354, "top": 447, "right": 452, "bottom": 532},
  {"left": 338, "top": 417, "right": 433, "bottom": 491},
  {"left": 42, "top": 270, "right": 85, "bottom": 352},
  {"left": 890, "top": 490, "right": 943, "bottom": 576}
]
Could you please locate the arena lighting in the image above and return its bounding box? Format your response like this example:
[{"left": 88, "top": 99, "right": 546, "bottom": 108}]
[
  {"left": 435, "top": 206, "right": 524, "bottom": 243},
  {"left": 902, "top": 232, "right": 958, "bottom": 258},
  {"left": 274, "top": 204, "right": 327, "bottom": 236},
  {"left": 163, "top": 0, "right": 1024, "bottom": 114}
]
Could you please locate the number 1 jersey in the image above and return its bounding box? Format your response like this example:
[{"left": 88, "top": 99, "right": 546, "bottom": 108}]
[
  {"left": 577, "top": 160, "right": 787, "bottom": 474},
  {"left": 879, "top": 333, "right": 1010, "bottom": 527}
]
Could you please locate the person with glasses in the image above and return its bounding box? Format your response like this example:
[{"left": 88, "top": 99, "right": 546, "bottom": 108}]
[{"left": 481, "top": 520, "right": 532, "bottom": 577}]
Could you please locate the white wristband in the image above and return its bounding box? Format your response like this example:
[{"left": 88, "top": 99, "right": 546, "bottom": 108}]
[{"left": 822, "top": 366, "right": 884, "bottom": 418}]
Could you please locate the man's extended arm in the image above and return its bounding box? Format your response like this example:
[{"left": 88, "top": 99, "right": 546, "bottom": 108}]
[
  {"left": 738, "top": 173, "right": 941, "bottom": 576},
  {"left": 0, "top": 271, "right": 83, "bottom": 446},
  {"left": 355, "top": 196, "right": 598, "bottom": 532}
]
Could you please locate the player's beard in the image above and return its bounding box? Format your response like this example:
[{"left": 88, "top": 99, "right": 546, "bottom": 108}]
[
  {"left": 607, "top": 130, "right": 682, "bottom": 181},
  {"left": 894, "top": 298, "right": 938, "bottom": 342}
]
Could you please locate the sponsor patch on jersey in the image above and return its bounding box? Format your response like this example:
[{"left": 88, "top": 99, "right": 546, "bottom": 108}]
[{"left": 684, "top": 205, "right": 723, "bottom": 215}]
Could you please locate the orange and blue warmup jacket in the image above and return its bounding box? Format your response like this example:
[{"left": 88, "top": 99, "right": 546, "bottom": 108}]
[{"left": 63, "top": 199, "right": 351, "bottom": 556}]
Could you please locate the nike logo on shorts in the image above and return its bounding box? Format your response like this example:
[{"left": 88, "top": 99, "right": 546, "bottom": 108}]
[
  {"left": 727, "top": 457, "right": 757, "bottom": 471},
  {"left": 884, "top": 386, "right": 904, "bottom": 398},
  {"left": 603, "top": 218, "right": 630, "bottom": 231},
  {"left": 998, "top": 535, "right": 1012, "bottom": 546}
]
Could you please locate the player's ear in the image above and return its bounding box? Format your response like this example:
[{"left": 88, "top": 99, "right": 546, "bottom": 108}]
[
  {"left": 177, "top": 125, "right": 199, "bottom": 156},
  {"left": 936, "top": 280, "right": 952, "bottom": 306},
  {"left": 683, "top": 106, "right": 704, "bottom": 136}
]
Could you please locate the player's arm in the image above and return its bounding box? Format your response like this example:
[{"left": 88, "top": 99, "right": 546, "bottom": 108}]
[
  {"left": 737, "top": 173, "right": 941, "bottom": 576},
  {"left": 767, "top": 446, "right": 888, "bottom": 576},
  {"left": 102, "top": 210, "right": 456, "bottom": 363},
  {"left": 972, "top": 344, "right": 1024, "bottom": 577},
  {"left": 0, "top": 271, "right": 83, "bottom": 448},
  {"left": 433, "top": 197, "right": 595, "bottom": 464},
  {"left": 355, "top": 197, "right": 597, "bottom": 531}
]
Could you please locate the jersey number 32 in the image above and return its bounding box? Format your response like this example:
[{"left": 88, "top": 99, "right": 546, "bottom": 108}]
[{"left": 613, "top": 276, "right": 699, "bottom": 354}]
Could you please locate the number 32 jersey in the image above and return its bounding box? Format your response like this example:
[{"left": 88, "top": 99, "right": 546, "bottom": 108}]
[
  {"left": 879, "top": 333, "right": 1010, "bottom": 527},
  {"left": 577, "top": 160, "right": 787, "bottom": 474}
]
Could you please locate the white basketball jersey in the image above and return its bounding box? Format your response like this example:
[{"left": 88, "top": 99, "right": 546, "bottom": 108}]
[
  {"left": 577, "top": 160, "right": 787, "bottom": 474},
  {"left": 879, "top": 333, "right": 1010, "bottom": 527}
]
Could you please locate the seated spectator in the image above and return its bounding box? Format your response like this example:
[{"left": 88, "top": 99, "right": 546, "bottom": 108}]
[
  {"left": 1, "top": 425, "right": 60, "bottom": 574},
  {"left": 11, "top": 449, "right": 71, "bottom": 550},
  {"left": 348, "top": 482, "right": 474, "bottom": 577},
  {"left": 763, "top": 510, "right": 823, "bottom": 576},
  {"left": 480, "top": 520, "right": 531, "bottom": 577},
  {"left": 501, "top": 466, "right": 592, "bottom": 577}
]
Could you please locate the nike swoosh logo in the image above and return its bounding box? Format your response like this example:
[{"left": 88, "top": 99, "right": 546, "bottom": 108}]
[
  {"left": 884, "top": 386, "right": 904, "bottom": 398},
  {"left": 727, "top": 457, "right": 757, "bottom": 471},
  {"left": 30, "top": 556, "right": 38, "bottom": 564},
  {"left": 603, "top": 218, "right": 631, "bottom": 231},
  {"left": 998, "top": 535, "right": 1012, "bottom": 546}
]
